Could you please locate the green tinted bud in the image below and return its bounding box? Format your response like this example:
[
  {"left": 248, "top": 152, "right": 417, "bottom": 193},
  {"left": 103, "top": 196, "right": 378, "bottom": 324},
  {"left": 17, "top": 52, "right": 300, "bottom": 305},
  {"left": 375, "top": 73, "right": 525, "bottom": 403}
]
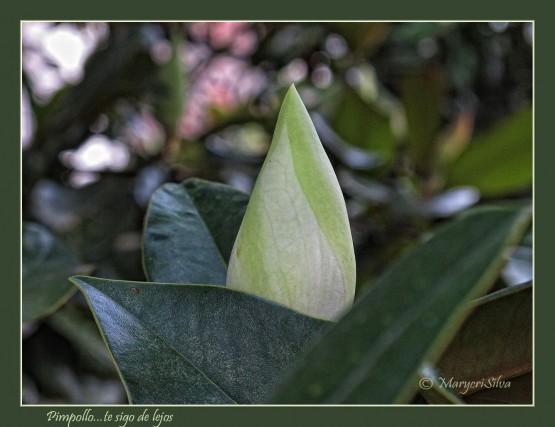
[{"left": 227, "top": 85, "right": 356, "bottom": 320}]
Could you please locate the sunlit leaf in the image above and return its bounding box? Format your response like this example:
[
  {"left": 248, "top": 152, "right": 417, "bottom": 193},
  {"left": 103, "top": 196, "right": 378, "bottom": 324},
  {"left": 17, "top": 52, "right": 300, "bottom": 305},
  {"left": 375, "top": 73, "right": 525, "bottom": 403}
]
[{"left": 447, "top": 107, "right": 532, "bottom": 197}]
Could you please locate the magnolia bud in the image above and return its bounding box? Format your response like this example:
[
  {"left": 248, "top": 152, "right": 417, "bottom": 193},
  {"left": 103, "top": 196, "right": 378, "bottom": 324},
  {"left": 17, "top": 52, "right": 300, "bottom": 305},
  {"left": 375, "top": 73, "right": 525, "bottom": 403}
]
[{"left": 226, "top": 85, "right": 356, "bottom": 320}]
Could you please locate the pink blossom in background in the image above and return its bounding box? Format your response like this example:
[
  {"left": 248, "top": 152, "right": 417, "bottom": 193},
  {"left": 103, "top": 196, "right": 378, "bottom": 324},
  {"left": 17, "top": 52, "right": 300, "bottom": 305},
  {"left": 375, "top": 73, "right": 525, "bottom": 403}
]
[
  {"left": 189, "top": 22, "right": 257, "bottom": 56},
  {"left": 180, "top": 23, "right": 265, "bottom": 140}
]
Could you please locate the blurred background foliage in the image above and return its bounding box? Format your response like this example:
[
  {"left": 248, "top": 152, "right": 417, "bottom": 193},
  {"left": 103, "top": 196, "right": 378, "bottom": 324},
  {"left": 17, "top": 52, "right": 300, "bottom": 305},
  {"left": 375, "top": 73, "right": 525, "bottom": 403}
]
[{"left": 22, "top": 22, "right": 532, "bottom": 404}]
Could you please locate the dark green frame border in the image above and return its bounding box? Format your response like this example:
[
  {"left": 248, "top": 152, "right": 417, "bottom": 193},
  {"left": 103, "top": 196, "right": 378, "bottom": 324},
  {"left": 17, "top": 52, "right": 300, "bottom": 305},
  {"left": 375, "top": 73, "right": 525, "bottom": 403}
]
[{"left": 4, "top": 1, "right": 550, "bottom": 426}]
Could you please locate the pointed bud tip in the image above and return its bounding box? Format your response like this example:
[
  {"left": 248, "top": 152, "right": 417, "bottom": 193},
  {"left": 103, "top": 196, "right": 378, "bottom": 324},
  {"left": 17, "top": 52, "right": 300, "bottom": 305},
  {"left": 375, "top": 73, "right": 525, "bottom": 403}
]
[
  {"left": 283, "top": 84, "right": 303, "bottom": 106},
  {"left": 227, "top": 82, "right": 356, "bottom": 320}
]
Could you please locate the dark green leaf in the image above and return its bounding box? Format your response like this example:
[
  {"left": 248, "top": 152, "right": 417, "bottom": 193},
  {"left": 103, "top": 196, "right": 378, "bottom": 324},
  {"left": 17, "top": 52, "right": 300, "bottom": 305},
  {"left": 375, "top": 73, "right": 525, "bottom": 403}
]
[
  {"left": 401, "top": 65, "right": 445, "bottom": 174},
  {"left": 22, "top": 223, "right": 82, "bottom": 323},
  {"left": 447, "top": 107, "right": 532, "bottom": 197},
  {"left": 182, "top": 179, "right": 250, "bottom": 262},
  {"left": 438, "top": 282, "right": 532, "bottom": 394},
  {"left": 142, "top": 179, "right": 249, "bottom": 284},
  {"left": 270, "top": 207, "right": 531, "bottom": 404},
  {"left": 71, "top": 276, "right": 328, "bottom": 404}
]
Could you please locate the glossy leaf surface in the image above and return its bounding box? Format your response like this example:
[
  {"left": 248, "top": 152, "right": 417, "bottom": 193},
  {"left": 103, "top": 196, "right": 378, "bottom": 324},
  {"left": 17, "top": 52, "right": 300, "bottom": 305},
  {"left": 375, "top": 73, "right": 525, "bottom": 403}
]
[
  {"left": 71, "top": 276, "right": 328, "bottom": 404},
  {"left": 270, "top": 207, "right": 531, "bottom": 403},
  {"left": 143, "top": 179, "right": 249, "bottom": 284}
]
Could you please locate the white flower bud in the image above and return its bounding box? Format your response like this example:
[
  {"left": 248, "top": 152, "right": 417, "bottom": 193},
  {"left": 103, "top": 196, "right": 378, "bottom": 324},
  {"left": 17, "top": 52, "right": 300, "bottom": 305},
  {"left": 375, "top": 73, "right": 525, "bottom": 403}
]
[{"left": 227, "top": 85, "right": 356, "bottom": 320}]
